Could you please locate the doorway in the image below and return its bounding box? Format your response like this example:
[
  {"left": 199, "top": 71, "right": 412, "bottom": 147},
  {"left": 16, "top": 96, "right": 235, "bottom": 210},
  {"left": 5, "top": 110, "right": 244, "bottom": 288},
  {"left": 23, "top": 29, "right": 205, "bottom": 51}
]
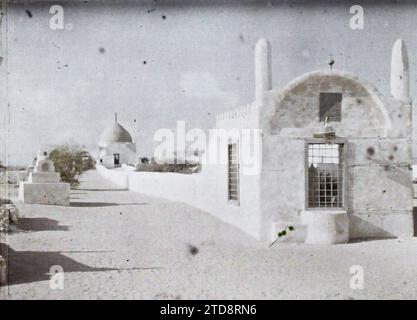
[{"left": 114, "top": 153, "right": 120, "bottom": 167}]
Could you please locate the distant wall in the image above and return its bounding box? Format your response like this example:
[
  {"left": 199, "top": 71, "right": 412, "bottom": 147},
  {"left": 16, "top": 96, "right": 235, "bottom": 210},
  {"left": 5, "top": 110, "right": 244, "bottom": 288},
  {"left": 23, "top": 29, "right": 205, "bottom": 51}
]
[{"left": 0, "top": 171, "right": 27, "bottom": 185}]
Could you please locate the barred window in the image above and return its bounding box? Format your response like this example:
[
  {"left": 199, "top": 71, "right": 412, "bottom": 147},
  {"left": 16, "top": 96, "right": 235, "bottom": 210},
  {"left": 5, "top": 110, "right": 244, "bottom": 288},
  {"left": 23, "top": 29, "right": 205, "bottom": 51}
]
[
  {"left": 228, "top": 143, "right": 239, "bottom": 202},
  {"left": 307, "top": 143, "right": 344, "bottom": 208},
  {"left": 319, "top": 92, "right": 342, "bottom": 122}
]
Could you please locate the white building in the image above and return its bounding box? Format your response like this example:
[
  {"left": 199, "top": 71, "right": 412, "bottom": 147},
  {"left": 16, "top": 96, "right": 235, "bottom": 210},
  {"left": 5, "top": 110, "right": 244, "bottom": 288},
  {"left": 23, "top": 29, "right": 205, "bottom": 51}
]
[
  {"left": 98, "top": 115, "right": 137, "bottom": 168},
  {"left": 209, "top": 38, "right": 413, "bottom": 243},
  {"left": 98, "top": 38, "right": 414, "bottom": 244}
]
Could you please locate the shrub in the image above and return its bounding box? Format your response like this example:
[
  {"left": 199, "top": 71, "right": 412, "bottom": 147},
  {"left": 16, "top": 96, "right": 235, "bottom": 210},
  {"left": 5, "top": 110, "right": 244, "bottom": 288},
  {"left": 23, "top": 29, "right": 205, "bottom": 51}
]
[
  {"left": 49, "top": 145, "right": 95, "bottom": 186},
  {"left": 136, "top": 157, "right": 200, "bottom": 174}
]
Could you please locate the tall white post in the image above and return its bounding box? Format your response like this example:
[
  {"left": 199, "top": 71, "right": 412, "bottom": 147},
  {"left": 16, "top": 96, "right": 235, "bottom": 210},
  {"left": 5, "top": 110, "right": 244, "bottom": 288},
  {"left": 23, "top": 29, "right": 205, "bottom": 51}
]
[
  {"left": 391, "top": 38, "right": 410, "bottom": 103},
  {"left": 255, "top": 38, "right": 272, "bottom": 101}
]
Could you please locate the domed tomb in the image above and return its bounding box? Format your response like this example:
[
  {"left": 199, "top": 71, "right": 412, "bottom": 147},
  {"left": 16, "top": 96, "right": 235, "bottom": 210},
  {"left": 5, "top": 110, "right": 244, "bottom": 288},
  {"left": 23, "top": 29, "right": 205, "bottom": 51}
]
[{"left": 98, "top": 114, "right": 137, "bottom": 168}]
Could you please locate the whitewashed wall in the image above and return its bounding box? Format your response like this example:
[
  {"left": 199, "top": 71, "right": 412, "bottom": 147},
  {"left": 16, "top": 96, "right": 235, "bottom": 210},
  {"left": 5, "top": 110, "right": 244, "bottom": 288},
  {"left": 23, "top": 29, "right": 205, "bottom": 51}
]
[
  {"left": 96, "top": 165, "right": 130, "bottom": 189},
  {"left": 97, "top": 163, "right": 262, "bottom": 240}
]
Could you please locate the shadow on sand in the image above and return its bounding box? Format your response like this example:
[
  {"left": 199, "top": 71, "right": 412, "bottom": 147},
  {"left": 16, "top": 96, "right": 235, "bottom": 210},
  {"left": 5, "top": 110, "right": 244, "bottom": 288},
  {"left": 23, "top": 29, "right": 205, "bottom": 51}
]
[
  {"left": 2, "top": 244, "right": 117, "bottom": 285},
  {"left": 349, "top": 237, "right": 397, "bottom": 243},
  {"left": 1, "top": 244, "right": 162, "bottom": 286},
  {"left": 17, "top": 218, "right": 69, "bottom": 232},
  {"left": 70, "top": 202, "right": 148, "bottom": 207}
]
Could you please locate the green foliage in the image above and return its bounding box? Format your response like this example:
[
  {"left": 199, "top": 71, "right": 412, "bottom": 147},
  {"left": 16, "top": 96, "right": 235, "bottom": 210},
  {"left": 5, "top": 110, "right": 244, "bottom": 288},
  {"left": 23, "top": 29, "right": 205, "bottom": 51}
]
[
  {"left": 269, "top": 225, "right": 295, "bottom": 247},
  {"left": 49, "top": 145, "right": 95, "bottom": 186},
  {"left": 277, "top": 225, "right": 295, "bottom": 237}
]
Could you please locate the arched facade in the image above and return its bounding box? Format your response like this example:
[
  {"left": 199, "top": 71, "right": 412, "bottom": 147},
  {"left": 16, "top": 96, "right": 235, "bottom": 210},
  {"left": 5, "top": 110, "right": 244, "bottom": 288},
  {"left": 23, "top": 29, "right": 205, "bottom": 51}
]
[
  {"left": 211, "top": 38, "right": 413, "bottom": 244},
  {"left": 267, "top": 70, "right": 392, "bottom": 136},
  {"left": 259, "top": 69, "right": 413, "bottom": 243}
]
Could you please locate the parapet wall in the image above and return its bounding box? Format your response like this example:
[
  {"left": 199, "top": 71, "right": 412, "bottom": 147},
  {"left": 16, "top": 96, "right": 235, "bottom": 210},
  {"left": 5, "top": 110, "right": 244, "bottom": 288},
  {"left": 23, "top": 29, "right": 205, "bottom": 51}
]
[
  {"left": 96, "top": 165, "right": 130, "bottom": 189},
  {"left": 215, "top": 103, "right": 255, "bottom": 122}
]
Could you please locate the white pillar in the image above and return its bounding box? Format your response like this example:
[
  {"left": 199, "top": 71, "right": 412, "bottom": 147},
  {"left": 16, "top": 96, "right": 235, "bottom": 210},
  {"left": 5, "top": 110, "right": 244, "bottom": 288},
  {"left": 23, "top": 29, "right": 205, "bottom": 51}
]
[
  {"left": 391, "top": 38, "right": 410, "bottom": 103},
  {"left": 255, "top": 38, "right": 272, "bottom": 101}
]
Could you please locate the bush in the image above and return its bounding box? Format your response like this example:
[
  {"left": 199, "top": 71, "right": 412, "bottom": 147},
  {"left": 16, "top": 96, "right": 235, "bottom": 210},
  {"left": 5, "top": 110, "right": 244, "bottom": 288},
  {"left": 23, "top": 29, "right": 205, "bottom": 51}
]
[
  {"left": 136, "top": 157, "right": 200, "bottom": 174},
  {"left": 49, "top": 145, "right": 95, "bottom": 186}
]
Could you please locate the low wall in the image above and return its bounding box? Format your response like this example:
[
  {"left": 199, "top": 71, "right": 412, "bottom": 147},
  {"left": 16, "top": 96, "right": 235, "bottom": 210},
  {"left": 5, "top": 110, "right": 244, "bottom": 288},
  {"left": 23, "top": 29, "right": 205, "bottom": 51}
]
[
  {"left": 96, "top": 165, "right": 261, "bottom": 240},
  {"left": 96, "top": 165, "right": 130, "bottom": 189},
  {"left": 0, "top": 171, "right": 27, "bottom": 184},
  {"left": 129, "top": 171, "right": 199, "bottom": 205}
]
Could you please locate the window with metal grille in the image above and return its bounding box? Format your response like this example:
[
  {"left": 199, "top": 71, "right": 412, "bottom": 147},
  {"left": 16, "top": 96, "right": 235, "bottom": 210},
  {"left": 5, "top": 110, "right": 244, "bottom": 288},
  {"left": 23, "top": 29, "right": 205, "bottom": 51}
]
[
  {"left": 319, "top": 92, "right": 342, "bottom": 122},
  {"left": 307, "top": 143, "right": 344, "bottom": 208},
  {"left": 228, "top": 143, "right": 239, "bottom": 202}
]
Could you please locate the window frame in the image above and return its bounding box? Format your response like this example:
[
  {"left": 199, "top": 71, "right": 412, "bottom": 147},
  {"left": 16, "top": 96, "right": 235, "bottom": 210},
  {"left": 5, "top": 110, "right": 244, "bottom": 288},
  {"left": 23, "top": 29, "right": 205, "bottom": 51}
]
[
  {"left": 304, "top": 137, "right": 348, "bottom": 211},
  {"left": 227, "top": 140, "right": 240, "bottom": 206}
]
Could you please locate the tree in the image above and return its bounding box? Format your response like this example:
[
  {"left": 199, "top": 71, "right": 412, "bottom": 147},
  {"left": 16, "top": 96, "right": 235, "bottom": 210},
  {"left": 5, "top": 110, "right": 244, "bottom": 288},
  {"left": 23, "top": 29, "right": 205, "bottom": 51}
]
[{"left": 49, "top": 145, "right": 95, "bottom": 186}]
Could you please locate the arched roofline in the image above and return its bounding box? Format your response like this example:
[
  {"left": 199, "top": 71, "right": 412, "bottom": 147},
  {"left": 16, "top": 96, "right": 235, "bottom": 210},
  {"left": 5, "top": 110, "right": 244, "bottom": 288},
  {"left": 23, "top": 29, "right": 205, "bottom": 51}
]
[{"left": 272, "top": 70, "right": 392, "bottom": 132}]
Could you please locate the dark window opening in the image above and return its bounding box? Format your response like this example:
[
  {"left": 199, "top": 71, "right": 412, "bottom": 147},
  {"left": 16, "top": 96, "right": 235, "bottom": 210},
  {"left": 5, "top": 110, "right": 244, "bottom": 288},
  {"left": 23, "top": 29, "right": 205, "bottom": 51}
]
[
  {"left": 319, "top": 92, "right": 342, "bottom": 122},
  {"left": 114, "top": 153, "right": 120, "bottom": 166}
]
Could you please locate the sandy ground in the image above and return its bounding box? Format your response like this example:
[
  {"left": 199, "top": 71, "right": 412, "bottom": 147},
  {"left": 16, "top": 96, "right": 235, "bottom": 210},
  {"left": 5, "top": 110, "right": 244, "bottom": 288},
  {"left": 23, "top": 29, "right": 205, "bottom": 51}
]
[{"left": 1, "top": 169, "right": 417, "bottom": 299}]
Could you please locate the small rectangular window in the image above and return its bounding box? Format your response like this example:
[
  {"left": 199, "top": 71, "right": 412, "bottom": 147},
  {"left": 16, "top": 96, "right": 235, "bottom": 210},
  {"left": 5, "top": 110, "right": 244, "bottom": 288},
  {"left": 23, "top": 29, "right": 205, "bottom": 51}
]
[
  {"left": 307, "top": 143, "right": 344, "bottom": 208},
  {"left": 114, "top": 153, "right": 120, "bottom": 166},
  {"left": 228, "top": 143, "right": 239, "bottom": 202},
  {"left": 319, "top": 92, "right": 342, "bottom": 122}
]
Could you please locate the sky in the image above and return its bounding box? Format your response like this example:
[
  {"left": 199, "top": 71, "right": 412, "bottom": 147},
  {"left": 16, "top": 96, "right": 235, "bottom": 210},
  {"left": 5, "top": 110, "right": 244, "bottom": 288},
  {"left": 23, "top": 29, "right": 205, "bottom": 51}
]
[{"left": 2, "top": 0, "right": 417, "bottom": 165}]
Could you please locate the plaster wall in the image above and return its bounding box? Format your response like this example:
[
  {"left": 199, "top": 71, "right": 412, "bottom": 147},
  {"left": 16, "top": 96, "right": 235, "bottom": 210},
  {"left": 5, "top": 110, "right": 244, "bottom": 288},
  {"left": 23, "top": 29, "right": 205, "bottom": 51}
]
[
  {"left": 259, "top": 71, "right": 413, "bottom": 240},
  {"left": 28, "top": 172, "right": 60, "bottom": 183},
  {"left": 18, "top": 182, "right": 70, "bottom": 206},
  {"left": 98, "top": 142, "right": 137, "bottom": 168},
  {"left": 96, "top": 165, "right": 130, "bottom": 189}
]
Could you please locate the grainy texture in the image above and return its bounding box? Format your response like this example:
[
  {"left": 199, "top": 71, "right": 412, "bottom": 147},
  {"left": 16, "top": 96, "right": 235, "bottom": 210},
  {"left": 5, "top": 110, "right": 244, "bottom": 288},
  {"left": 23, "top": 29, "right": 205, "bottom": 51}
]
[{"left": 4, "top": 170, "right": 417, "bottom": 299}]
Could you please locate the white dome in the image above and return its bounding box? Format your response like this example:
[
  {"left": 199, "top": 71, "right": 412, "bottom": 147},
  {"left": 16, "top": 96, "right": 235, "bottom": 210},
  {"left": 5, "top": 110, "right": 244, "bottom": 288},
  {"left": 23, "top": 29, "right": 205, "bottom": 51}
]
[{"left": 99, "top": 121, "right": 133, "bottom": 147}]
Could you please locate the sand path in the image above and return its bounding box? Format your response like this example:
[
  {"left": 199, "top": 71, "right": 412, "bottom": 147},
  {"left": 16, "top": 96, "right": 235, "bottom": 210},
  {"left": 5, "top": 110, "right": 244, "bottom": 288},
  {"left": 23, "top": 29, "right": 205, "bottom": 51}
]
[{"left": 3, "top": 169, "right": 417, "bottom": 299}]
